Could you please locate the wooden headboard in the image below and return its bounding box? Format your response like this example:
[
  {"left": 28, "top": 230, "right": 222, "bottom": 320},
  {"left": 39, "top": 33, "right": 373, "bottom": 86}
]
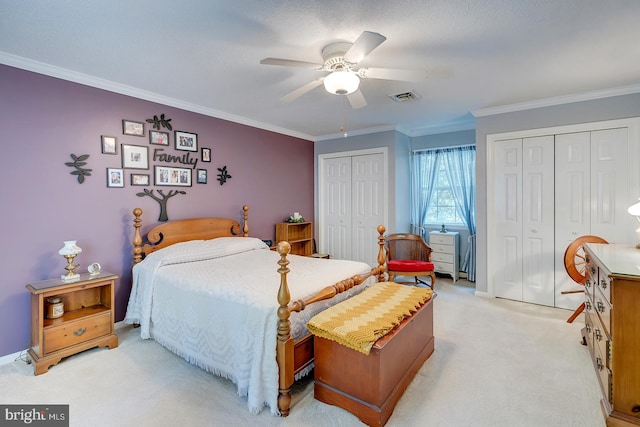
[{"left": 132, "top": 205, "right": 249, "bottom": 265}]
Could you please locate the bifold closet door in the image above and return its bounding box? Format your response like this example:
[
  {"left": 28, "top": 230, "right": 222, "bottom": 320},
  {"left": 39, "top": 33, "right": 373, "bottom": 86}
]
[
  {"left": 493, "top": 136, "right": 554, "bottom": 306},
  {"left": 321, "top": 153, "right": 385, "bottom": 266}
]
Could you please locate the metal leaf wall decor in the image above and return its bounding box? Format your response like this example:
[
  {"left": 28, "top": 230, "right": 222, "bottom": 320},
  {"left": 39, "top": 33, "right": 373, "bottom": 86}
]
[
  {"left": 217, "top": 165, "right": 231, "bottom": 185},
  {"left": 65, "top": 154, "right": 92, "bottom": 183},
  {"left": 146, "top": 113, "right": 173, "bottom": 131}
]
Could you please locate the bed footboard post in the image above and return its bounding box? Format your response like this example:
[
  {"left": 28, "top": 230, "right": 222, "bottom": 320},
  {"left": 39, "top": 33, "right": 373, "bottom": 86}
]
[
  {"left": 276, "top": 241, "right": 294, "bottom": 416},
  {"left": 377, "top": 225, "right": 387, "bottom": 282},
  {"left": 241, "top": 205, "right": 249, "bottom": 236},
  {"left": 132, "top": 208, "right": 143, "bottom": 267}
]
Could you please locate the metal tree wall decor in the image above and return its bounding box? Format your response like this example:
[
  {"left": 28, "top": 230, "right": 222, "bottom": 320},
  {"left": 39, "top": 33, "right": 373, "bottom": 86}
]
[
  {"left": 136, "top": 188, "right": 186, "bottom": 221},
  {"left": 217, "top": 165, "right": 231, "bottom": 185},
  {"left": 146, "top": 113, "right": 173, "bottom": 131},
  {"left": 65, "top": 154, "right": 92, "bottom": 183}
]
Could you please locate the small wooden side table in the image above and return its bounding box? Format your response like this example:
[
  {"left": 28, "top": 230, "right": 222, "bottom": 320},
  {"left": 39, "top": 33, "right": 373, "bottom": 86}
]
[{"left": 26, "top": 272, "right": 119, "bottom": 375}]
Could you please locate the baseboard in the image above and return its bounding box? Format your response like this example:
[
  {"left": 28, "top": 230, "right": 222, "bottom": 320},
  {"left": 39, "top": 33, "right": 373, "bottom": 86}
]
[
  {"left": 0, "top": 320, "right": 130, "bottom": 367},
  {"left": 474, "top": 290, "right": 491, "bottom": 298}
]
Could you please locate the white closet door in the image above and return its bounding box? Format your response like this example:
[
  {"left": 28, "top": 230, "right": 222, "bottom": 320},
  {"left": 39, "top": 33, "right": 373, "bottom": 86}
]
[
  {"left": 554, "top": 132, "right": 591, "bottom": 309},
  {"left": 521, "top": 136, "right": 555, "bottom": 306},
  {"left": 351, "top": 153, "right": 385, "bottom": 266},
  {"left": 493, "top": 138, "right": 524, "bottom": 301},
  {"left": 320, "top": 151, "right": 386, "bottom": 266},
  {"left": 590, "top": 127, "right": 630, "bottom": 244},
  {"left": 322, "top": 156, "right": 352, "bottom": 260}
]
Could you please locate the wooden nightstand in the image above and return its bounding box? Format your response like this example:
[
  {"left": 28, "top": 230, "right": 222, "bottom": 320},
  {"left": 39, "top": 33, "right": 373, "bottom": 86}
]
[{"left": 26, "top": 272, "right": 119, "bottom": 375}]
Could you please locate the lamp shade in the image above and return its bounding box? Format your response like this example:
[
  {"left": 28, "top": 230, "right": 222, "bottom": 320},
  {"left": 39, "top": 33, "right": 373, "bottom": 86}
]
[
  {"left": 58, "top": 240, "right": 82, "bottom": 256},
  {"left": 323, "top": 70, "right": 360, "bottom": 95},
  {"left": 628, "top": 199, "right": 640, "bottom": 217}
]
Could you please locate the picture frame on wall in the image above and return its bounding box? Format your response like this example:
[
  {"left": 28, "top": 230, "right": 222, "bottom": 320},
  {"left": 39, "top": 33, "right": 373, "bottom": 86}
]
[
  {"left": 154, "top": 165, "right": 192, "bottom": 187},
  {"left": 131, "top": 173, "right": 150, "bottom": 186},
  {"left": 201, "top": 147, "right": 211, "bottom": 162},
  {"left": 122, "top": 119, "right": 145, "bottom": 136},
  {"left": 197, "top": 169, "right": 207, "bottom": 184},
  {"left": 149, "top": 130, "right": 169, "bottom": 146},
  {"left": 107, "top": 168, "right": 124, "bottom": 188},
  {"left": 121, "top": 144, "right": 149, "bottom": 169},
  {"left": 101, "top": 135, "right": 118, "bottom": 154},
  {"left": 175, "top": 130, "right": 198, "bottom": 152}
]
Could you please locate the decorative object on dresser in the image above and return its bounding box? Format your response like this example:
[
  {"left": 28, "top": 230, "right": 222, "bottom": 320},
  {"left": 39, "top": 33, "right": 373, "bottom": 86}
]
[
  {"left": 429, "top": 230, "right": 459, "bottom": 282},
  {"left": 385, "top": 233, "right": 436, "bottom": 289},
  {"left": 286, "top": 212, "right": 305, "bottom": 223},
  {"left": 58, "top": 240, "right": 82, "bottom": 281},
  {"left": 627, "top": 198, "right": 640, "bottom": 248},
  {"left": 26, "top": 272, "right": 119, "bottom": 375},
  {"left": 583, "top": 243, "right": 640, "bottom": 426},
  {"left": 276, "top": 221, "right": 313, "bottom": 256}
]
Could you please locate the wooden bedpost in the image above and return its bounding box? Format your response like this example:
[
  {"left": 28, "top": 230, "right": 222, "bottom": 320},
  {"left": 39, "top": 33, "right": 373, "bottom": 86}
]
[
  {"left": 242, "top": 205, "right": 249, "bottom": 236},
  {"left": 132, "top": 208, "right": 143, "bottom": 267},
  {"left": 377, "top": 225, "right": 387, "bottom": 282},
  {"left": 275, "top": 241, "right": 293, "bottom": 416}
]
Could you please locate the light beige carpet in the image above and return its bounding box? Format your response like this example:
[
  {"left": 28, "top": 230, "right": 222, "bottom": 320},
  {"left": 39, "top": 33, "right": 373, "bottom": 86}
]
[{"left": 0, "top": 279, "right": 606, "bottom": 427}]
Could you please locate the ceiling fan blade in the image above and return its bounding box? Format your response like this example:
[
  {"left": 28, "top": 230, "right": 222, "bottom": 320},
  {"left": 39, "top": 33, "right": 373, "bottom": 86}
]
[
  {"left": 358, "top": 67, "right": 426, "bottom": 81},
  {"left": 343, "top": 31, "right": 386, "bottom": 64},
  {"left": 281, "top": 77, "right": 325, "bottom": 103},
  {"left": 347, "top": 89, "right": 367, "bottom": 109},
  {"left": 260, "top": 58, "right": 323, "bottom": 69}
]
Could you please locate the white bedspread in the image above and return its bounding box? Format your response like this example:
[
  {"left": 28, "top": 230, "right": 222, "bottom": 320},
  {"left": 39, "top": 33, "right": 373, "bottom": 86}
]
[{"left": 124, "top": 237, "right": 375, "bottom": 415}]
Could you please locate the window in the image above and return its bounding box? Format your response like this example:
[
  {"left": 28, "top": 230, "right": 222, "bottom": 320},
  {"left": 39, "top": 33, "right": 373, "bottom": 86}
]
[{"left": 425, "top": 160, "right": 464, "bottom": 225}]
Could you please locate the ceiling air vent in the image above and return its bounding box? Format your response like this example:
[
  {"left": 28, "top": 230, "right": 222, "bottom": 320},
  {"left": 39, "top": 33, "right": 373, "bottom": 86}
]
[{"left": 388, "top": 90, "right": 421, "bottom": 103}]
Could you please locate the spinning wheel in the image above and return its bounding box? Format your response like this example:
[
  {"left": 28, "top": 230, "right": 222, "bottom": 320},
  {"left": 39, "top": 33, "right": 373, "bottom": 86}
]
[{"left": 562, "top": 235, "right": 608, "bottom": 323}]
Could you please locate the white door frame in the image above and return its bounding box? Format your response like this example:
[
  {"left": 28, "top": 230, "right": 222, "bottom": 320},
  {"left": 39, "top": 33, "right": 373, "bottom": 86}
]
[
  {"left": 486, "top": 117, "right": 640, "bottom": 298},
  {"left": 318, "top": 147, "right": 389, "bottom": 259}
]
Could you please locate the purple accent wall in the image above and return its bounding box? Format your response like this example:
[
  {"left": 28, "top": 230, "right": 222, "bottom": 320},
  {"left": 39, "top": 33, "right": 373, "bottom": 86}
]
[{"left": 0, "top": 64, "right": 314, "bottom": 357}]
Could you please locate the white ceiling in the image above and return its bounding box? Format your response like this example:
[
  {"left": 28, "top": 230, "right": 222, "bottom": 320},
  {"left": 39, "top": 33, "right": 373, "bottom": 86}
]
[{"left": 2, "top": 1, "right": 640, "bottom": 141}]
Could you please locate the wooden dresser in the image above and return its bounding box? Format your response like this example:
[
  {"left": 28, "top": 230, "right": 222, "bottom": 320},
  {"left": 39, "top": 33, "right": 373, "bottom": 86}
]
[{"left": 583, "top": 243, "right": 640, "bottom": 426}]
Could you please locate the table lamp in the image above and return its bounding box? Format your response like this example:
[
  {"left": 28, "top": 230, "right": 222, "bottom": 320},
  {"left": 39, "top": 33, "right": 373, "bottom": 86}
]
[
  {"left": 59, "top": 240, "right": 82, "bottom": 280},
  {"left": 627, "top": 199, "right": 640, "bottom": 249}
]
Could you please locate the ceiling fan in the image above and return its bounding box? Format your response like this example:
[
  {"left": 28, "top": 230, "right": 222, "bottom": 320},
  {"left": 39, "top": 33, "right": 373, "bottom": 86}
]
[{"left": 260, "top": 31, "right": 426, "bottom": 109}]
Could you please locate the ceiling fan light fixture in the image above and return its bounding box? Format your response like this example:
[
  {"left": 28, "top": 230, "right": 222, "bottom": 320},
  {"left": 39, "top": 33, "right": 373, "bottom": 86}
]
[{"left": 323, "top": 71, "right": 360, "bottom": 95}]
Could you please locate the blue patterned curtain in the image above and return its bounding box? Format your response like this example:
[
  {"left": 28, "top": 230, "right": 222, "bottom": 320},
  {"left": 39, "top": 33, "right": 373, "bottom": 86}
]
[
  {"left": 410, "top": 151, "right": 439, "bottom": 238},
  {"left": 442, "top": 146, "right": 476, "bottom": 281}
]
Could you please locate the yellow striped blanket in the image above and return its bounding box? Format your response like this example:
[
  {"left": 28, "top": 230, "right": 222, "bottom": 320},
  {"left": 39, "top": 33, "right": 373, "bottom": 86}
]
[{"left": 307, "top": 281, "right": 433, "bottom": 355}]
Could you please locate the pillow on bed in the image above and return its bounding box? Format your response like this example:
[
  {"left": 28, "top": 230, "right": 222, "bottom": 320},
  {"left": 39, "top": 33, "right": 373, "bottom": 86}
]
[{"left": 142, "top": 236, "right": 268, "bottom": 267}]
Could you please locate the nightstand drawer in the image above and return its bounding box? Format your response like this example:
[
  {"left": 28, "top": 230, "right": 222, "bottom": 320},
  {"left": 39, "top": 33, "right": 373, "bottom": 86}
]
[
  {"left": 431, "top": 252, "right": 454, "bottom": 263},
  {"left": 433, "top": 261, "right": 454, "bottom": 274},
  {"left": 430, "top": 243, "right": 454, "bottom": 255},
  {"left": 44, "top": 312, "right": 111, "bottom": 354},
  {"left": 429, "top": 233, "right": 454, "bottom": 245}
]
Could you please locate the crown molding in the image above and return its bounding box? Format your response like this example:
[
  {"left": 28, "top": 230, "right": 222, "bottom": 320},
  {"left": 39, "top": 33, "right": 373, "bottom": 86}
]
[
  {"left": 397, "top": 117, "right": 476, "bottom": 137},
  {"left": 472, "top": 83, "right": 640, "bottom": 117},
  {"left": 0, "top": 52, "right": 314, "bottom": 141}
]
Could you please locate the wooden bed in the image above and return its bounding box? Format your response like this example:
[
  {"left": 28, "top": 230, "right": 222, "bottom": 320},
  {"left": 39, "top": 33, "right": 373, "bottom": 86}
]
[{"left": 129, "top": 205, "right": 387, "bottom": 416}]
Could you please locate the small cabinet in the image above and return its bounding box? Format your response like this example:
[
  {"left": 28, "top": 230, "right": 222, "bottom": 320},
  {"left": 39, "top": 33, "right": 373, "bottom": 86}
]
[
  {"left": 26, "top": 272, "right": 119, "bottom": 375},
  {"left": 429, "top": 231, "right": 459, "bottom": 282},
  {"left": 276, "top": 222, "right": 313, "bottom": 256}
]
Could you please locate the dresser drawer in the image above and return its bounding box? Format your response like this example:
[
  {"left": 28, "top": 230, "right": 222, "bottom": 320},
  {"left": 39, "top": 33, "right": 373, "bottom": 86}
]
[
  {"left": 44, "top": 312, "right": 111, "bottom": 354},
  {"left": 431, "top": 252, "right": 454, "bottom": 263},
  {"left": 592, "top": 337, "right": 612, "bottom": 406},
  {"left": 596, "top": 270, "right": 611, "bottom": 305},
  {"left": 594, "top": 286, "right": 611, "bottom": 336},
  {"left": 429, "top": 233, "right": 454, "bottom": 245},
  {"left": 433, "top": 261, "right": 454, "bottom": 274},
  {"left": 430, "top": 243, "right": 454, "bottom": 255}
]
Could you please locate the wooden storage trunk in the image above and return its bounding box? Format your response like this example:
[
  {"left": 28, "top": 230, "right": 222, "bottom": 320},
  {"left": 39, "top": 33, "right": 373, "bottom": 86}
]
[{"left": 313, "top": 295, "right": 435, "bottom": 426}]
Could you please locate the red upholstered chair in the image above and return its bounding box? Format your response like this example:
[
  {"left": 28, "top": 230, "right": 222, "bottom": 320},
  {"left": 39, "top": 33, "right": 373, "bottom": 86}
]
[{"left": 385, "top": 233, "right": 436, "bottom": 289}]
